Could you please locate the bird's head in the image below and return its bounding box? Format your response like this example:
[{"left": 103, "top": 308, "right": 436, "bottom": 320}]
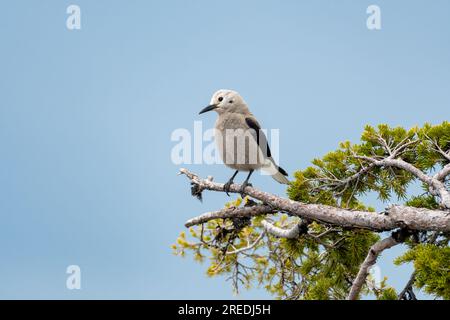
[{"left": 199, "top": 89, "right": 249, "bottom": 115}]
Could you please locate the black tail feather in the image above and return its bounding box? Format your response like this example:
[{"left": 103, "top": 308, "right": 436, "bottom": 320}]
[{"left": 278, "top": 166, "right": 288, "bottom": 176}]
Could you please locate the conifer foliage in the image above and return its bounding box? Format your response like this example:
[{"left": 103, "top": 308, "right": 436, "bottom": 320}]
[{"left": 173, "top": 122, "right": 450, "bottom": 300}]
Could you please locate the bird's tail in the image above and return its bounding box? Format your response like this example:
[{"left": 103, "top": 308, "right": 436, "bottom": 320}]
[{"left": 263, "top": 159, "right": 290, "bottom": 184}]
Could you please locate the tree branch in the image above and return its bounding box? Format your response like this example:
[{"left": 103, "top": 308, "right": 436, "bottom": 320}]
[
  {"left": 424, "top": 133, "right": 450, "bottom": 162},
  {"left": 185, "top": 204, "right": 275, "bottom": 228},
  {"left": 347, "top": 231, "right": 405, "bottom": 300},
  {"left": 353, "top": 156, "right": 450, "bottom": 209},
  {"left": 225, "top": 232, "right": 266, "bottom": 255},
  {"left": 398, "top": 271, "right": 417, "bottom": 300},
  {"left": 180, "top": 169, "right": 450, "bottom": 232},
  {"left": 435, "top": 163, "right": 450, "bottom": 182},
  {"left": 261, "top": 220, "right": 304, "bottom": 239}
]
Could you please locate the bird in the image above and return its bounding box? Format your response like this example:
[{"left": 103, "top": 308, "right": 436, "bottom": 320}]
[{"left": 199, "top": 89, "right": 289, "bottom": 196}]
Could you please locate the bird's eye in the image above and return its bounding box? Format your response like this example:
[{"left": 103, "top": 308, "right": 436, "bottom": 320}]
[
  {"left": 218, "top": 97, "right": 223, "bottom": 102},
  {"left": 229, "top": 100, "right": 233, "bottom": 104}
]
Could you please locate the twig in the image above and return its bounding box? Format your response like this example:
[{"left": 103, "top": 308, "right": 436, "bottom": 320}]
[{"left": 226, "top": 232, "right": 266, "bottom": 255}]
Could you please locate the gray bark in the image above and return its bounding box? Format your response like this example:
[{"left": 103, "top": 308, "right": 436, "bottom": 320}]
[
  {"left": 180, "top": 168, "right": 450, "bottom": 232},
  {"left": 347, "top": 235, "right": 400, "bottom": 300}
]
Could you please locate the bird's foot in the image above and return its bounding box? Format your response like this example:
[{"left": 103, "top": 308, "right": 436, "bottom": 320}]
[
  {"left": 239, "top": 181, "right": 252, "bottom": 197},
  {"left": 223, "top": 179, "right": 234, "bottom": 196}
]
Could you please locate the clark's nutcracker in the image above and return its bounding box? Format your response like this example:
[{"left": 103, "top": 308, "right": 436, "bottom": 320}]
[{"left": 199, "top": 89, "right": 289, "bottom": 195}]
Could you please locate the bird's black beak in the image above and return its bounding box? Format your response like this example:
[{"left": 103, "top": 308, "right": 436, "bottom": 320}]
[{"left": 199, "top": 104, "right": 217, "bottom": 115}]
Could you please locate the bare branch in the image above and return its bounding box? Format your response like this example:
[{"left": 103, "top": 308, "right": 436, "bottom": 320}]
[
  {"left": 180, "top": 169, "right": 450, "bottom": 232},
  {"left": 398, "top": 272, "right": 417, "bottom": 300},
  {"left": 261, "top": 220, "right": 303, "bottom": 239},
  {"left": 347, "top": 232, "right": 403, "bottom": 300},
  {"left": 184, "top": 204, "right": 275, "bottom": 228},
  {"left": 435, "top": 163, "right": 450, "bottom": 182}
]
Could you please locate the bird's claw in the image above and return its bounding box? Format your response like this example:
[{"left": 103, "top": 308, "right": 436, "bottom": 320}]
[
  {"left": 239, "top": 181, "right": 252, "bottom": 197},
  {"left": 223, "top": 180, "right": 233, "bottom": 196}
]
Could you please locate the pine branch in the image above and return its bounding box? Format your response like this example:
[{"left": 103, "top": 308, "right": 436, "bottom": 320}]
[
  {"left": 180, "top": 169, "right": 450, "bottom": 233},
  {"left": 352, "top": 156, "right": 450, "bottom": 209},
  {"left": 225, "top": 232, "right": 266, "bottom": 255},
  {"left": 397, "top": 231, "right": 440, "bottom": 300}
]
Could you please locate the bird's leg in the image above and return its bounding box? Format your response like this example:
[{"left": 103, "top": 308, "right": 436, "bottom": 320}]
[
  {"left": 240, "top": 170, "right": 254, "bottom": 196},
  {"left": 223, "top": 170, "right": 239, "bottom": 196}
]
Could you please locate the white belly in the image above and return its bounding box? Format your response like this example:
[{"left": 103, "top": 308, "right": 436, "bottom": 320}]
[{"left": 215, "top": 128, "right": 267, "bottom": 171}]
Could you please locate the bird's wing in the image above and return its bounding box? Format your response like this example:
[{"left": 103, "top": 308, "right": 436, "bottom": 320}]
[
  {"left": 245, "top": 116, "right": 289, "bottom": 182},
  {"left": 245, "top": 116, "right": 272, "bottom": 158}
]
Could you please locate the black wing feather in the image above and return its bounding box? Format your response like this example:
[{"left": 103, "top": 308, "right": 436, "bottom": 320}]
[{"left": 245, "top": 117, "right": 272, "bottom": 158}]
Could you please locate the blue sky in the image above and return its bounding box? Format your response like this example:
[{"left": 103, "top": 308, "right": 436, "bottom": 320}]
[{"left": 0, "top": 1, "right": 449, "bottom": 299}]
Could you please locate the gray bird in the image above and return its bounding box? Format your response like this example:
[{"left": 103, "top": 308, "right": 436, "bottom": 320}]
[{"left": 199, "top": 89, "right": 289, "bottom": 195}]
